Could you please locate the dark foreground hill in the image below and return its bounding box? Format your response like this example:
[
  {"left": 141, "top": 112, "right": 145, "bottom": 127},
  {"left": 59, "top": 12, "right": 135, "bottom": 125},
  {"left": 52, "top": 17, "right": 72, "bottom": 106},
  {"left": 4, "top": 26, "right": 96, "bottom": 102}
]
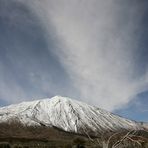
[{"left": 0, "top": 120, "right": 148, "bottom": 148}]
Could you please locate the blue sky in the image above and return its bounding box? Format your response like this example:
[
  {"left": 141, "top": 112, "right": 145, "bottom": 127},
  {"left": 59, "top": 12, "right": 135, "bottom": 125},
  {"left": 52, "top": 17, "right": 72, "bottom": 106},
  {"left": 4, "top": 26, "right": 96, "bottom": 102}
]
[
  {"left": 0, "top": 0, "right": 148, "bottom": 122},
  {"left": 114, "top": 91, "right": 148, "bottom": 122}
]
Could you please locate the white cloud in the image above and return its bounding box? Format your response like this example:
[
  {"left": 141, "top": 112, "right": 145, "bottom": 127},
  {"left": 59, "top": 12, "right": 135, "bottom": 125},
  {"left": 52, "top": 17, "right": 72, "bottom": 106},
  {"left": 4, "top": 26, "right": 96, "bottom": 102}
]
[
  {"left": 24, "top": 0, "right": 148, "bottom": 111},
  {"left": 5, "top": 0, "right": 148, "bottom": 110}
]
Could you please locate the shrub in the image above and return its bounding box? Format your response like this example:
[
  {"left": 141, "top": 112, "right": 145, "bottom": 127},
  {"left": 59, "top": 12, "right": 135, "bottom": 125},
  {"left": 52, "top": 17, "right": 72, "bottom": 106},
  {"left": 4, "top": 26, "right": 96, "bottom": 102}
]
[{"left": 73, "top": 137, "right": 86, "bottom": 145}]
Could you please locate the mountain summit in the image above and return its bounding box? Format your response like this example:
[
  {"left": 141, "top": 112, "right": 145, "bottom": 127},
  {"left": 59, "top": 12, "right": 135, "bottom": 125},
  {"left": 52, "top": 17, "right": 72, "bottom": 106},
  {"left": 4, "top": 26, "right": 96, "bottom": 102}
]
[{"left": 0, "top": 96, "right": 142, "bottom": 136}]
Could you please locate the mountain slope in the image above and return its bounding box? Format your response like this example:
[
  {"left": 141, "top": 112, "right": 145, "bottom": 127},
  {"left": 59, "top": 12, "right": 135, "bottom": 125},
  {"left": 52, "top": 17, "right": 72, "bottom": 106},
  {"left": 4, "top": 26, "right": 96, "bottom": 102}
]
[{"left": 0, "top": 96, "right": 143, "bottom": 136}]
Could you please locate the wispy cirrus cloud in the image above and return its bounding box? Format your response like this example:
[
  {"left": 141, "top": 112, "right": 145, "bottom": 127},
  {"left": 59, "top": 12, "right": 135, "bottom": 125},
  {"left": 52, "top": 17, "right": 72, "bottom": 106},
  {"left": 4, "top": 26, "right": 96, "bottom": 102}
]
[
  {"left": 26, "top": 0, "right": 148, "bottom": 110},
  {"left": 0, "top": 0, "right": 148, "bottom": 111}
]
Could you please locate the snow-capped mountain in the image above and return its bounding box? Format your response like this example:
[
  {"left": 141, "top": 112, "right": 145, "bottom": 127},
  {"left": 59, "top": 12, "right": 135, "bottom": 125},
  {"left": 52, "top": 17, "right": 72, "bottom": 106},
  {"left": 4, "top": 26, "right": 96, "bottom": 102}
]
[{"left": 0, "top": 96, "right": 143, "bottom": 136}]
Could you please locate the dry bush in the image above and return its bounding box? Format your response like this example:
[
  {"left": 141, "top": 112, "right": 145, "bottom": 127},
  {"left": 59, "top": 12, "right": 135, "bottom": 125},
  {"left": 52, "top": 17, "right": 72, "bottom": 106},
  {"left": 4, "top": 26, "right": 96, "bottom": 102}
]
[
  {"left": 104, "top": 130, "right": 148, "bottom": 148},
  {"left": 73, "top": 137, "right": 86, "bottom": 145}
]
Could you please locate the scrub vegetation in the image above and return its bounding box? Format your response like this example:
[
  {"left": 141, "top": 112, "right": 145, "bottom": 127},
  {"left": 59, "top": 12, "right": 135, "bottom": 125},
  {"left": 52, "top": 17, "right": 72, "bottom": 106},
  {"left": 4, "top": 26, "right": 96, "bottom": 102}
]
[{"left": 0, "top": 120, "right": 147, "bottom": 148}]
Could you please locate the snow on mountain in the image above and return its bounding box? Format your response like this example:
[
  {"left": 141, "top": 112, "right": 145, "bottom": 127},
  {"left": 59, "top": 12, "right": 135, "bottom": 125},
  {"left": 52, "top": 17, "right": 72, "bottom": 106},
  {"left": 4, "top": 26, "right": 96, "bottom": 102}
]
[{"left": 0, "top": 96, "right": 143, "bottom": 135}]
